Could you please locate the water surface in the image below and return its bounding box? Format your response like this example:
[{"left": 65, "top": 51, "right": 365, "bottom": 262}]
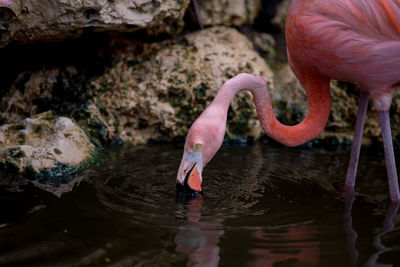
[{"left": 1, "top": 142, "right": 400, "bottom": 266}]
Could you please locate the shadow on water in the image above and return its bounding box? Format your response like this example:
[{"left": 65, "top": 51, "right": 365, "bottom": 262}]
[{"left": 0, "top": 142, "right": 400, "bottom": 266}]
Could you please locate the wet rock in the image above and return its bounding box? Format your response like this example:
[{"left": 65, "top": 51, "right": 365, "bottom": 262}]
[
  {"left": 197, "top": 0, "right": 261, "bottom": 27},
  {"left": 0, "top": 0, "right": 190, "bottom": 48},
  {"left": 86, "top": 26, "right": 274, "bottom": 144},
  {"left": 0, "top": 112, "right": 95, "bottom": 174}
]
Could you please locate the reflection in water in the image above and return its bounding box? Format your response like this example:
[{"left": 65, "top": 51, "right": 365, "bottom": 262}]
[
  {"left": 174, "top": 144, "right": 264, "bottom": 267},
  {"left": 344, "top": 190, "right": 359, "bottom": 265},
  {"left": 175, "top": 196, "right": 223, "bottom": 267},
  {"left": 344, "top": 191, "right": 400, "bottom": 266},
  {"left": 249, "top": 225, "right": 319, "bottom": 267},
  {"left": 365, "top": 201, "right": 399, "bottom": 267},
  {"left": 174, "top": 196, "right": 321, "bottom": 267},
  {"left": 174, "top": 143, "right": 324, "bottom": 267}
]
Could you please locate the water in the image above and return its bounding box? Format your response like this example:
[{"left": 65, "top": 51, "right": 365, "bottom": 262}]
[{"left": 0, "top": 142, "right": 400, "bottom": 266}]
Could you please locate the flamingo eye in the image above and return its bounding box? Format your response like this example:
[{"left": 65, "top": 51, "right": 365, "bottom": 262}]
[{"left": 193, "top": 143, "right": 202, "bottom": 149}]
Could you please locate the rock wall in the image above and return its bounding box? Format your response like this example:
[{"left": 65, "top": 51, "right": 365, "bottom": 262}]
[
  {"left": 1, "top": 26, "right": 275, "bottom": 147},
  {"left": 0, "top": 0, "right": 190, "bottom": 47}
]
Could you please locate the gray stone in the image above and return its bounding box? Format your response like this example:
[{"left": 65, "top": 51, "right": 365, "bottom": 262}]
[
  {"left": 0, "top": 112, "right": 95, "bottom": 173},
  {"left": 0, "top": 0, "right": 190, "bottom": 47}
]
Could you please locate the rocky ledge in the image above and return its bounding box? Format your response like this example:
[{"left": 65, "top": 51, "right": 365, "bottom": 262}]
[
  {"left": 0, "top": 112, "right": 95, "bottom": 175},
  {"left": 0, "top": 0, "right": 190, "bottom": 47}
]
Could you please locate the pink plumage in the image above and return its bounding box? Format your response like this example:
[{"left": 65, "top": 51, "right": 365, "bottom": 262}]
[{"left": 287, "top": 0, "right": 400, "bottom": 106}]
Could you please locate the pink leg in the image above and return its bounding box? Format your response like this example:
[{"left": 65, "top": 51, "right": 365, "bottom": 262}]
[
  {"left": 378, "top": 111, "right": 400, "bottom": 202},
  {"left": 345, "top": 91, "right": 369, "bottom": 188}
]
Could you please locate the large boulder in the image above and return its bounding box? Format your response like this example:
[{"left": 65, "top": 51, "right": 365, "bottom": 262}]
[
  {"left": 0, "top": 0, "right": 190, "bottom": 47},
  {"left": 86, "top": 26, "right": 275, "bottom": 144},
  {"left": 0, "top": 112, "right": 95, "bottom": 174}
]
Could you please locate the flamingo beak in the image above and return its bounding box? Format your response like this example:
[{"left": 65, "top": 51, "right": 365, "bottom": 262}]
[{"left": 176, "top": 148, "right": 203, "bottom": 196}]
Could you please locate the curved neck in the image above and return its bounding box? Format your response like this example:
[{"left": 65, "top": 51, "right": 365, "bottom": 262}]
[{"left": 211, "top": 73, "right": 331, "bottom": 147}]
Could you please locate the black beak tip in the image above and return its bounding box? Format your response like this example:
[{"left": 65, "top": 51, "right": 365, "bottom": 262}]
[
  {"left": 176, "top": 163, "right": 202, "bottom": 197},
  {"left": 176, "top": 182, "right": 202, "bottom": 197}
]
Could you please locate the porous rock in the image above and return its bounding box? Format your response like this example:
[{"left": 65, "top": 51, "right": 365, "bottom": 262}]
[
  {"left": 0, "top": 67, "right": 69, "bottom": 123},
  {"left": 0, "top": 112, "right": 95, "bottom": 174},
  {"left": 87, "top": 26, "right": 275, "bottom": 144},
  {"left": 0, "top": 0, "right": 190, "bottom": 47},
  {"left": 197, "top": 0, "right": 261, "bottom": 27}
]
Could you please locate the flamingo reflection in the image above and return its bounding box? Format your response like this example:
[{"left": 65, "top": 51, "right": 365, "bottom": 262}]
[
  {"left": 343, "top": 191, "right": 400, "bottom": 266},
  {"left": 175, "top": 143, "right": 323, "bottom": 266},
  {"left": 249, "top": 225, "right": 320, "bottom": 267},
  {"left": 175, "top": 194, "right": 322, "bottom": 267},
  {"left": 175, "top": 195, "right": 223, "bottom": 267}
]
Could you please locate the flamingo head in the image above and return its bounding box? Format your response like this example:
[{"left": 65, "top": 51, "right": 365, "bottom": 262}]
[{"left": 176, "top": 111, "right": 226, "bottom": 196}]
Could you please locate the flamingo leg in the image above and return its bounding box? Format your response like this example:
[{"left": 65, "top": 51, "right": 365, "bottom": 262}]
[
  {"left": 345, "top": 91, "right": 369, "bottom": 188},
  {"left": 378, "top": 111, "right": 400, "bottom": 202}
]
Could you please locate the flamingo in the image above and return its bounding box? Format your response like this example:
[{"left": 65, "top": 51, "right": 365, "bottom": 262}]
[{"left": 177, "top": 0, "right": 400, "bottom": 201}]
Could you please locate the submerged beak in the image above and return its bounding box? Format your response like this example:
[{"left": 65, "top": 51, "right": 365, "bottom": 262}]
[{"left": 176, "top": 149, "right": 203, "bottom": 196}]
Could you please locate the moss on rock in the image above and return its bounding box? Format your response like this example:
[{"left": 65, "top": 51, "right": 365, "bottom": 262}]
[
  {"left": 0, "top": 112, "right": 96, "bottom": 174},
  {"left": 86, "top": 26, "right": 275, "bottom": 144}
]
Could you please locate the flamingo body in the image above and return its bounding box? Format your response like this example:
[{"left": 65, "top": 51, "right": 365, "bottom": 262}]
[
  {"left": 286, "top": 0, "right": 400, "bottom": 109},
  {"left": 177, "top": 0, "right": 400, "bottom": 201}
]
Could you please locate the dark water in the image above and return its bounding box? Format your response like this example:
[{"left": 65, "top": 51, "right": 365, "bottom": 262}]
[{"left": 1, "top": 142, "right": 400, "bottom": 266}]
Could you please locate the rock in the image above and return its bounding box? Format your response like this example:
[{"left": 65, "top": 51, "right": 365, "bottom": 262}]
[
  {"left": 1, "top": 27, "right": 274, "bottom": 145},
  {"left": 272, "top": 64, "right": 308, "bottom": 125},
  {"left": 86, "top": 26, "right": 274, "bottom": 144},
  {"left": 0, "top": 112, "right": 95, "bottom": 174},
  {"left": 197, "top": 0, "right": 261, "bottom": 27},
  {"left": 270, "top": 0, "right": 290, "bottom": 31},
  {"left": 242, "top": 29, "right": 276, "bottom": 61},
  {"left": 0, "top": 0, "right": 190, "bottom": 48},
  {"left": 0, "top": 68, "right": 65, "bottom": 123},
  {"left": 321, "top": 81, "right": 360, "bottom": 143}
]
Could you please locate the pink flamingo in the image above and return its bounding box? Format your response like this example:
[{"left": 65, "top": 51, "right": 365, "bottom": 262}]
[{"left": 177, "top": 0, "right": 400, "bottom": 201}]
